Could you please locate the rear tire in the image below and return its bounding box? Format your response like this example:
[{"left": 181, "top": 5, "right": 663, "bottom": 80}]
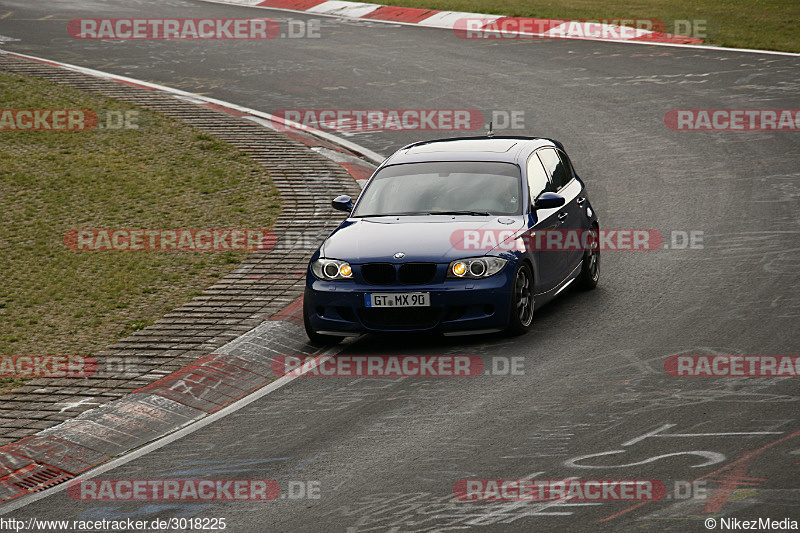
[
  {"left": 303, "top": 298, "right": 343, "bottom": 345},
  {"left": 506, "top": 263, "right": 534, "bottom": 336},
  {"left": 576, "top": 226, "right": 600, "bottom": 290}
]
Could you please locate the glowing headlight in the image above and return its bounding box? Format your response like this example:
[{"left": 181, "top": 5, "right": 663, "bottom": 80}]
[
  {"left": 447, "top": 257, "right": 507, "bottom": 279},
  {"left": 312, "top": 259, "right": 353, "bottom": 280}
]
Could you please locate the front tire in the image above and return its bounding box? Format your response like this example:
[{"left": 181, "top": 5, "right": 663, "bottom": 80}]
[
  {"left": 506, "top": 263, "right": 534, "bottom": 335},
  {"left": 303, "top": 298, "right": 343, "bottom": 345},
  {"left": 576, "top": 226, "right": 600, "bottom": 290}
]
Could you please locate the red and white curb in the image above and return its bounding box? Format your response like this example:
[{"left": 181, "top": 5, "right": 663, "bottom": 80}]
[
  {"left": 0, "top": 304, "right": 341, "bottom": 510},
  {"left": 204, "top": 0, "right": 701, "bottom": 45}
]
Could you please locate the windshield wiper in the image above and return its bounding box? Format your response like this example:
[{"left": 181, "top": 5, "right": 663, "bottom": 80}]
[
  {"left": 424, "top": 210, "right": 493, "bottom": 216},
  {"left": 354, "top": 210, "right": 494, "bottom": 218},
  {"left": 353, "top": 212, "right": 428, "bottom": 218}
]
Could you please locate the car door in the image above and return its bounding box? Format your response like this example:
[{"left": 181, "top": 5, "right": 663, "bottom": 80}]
[
  {"left": 536, "top": 147, "right": 584, "bottom": 282},
  {"left": 525, "top": 152, "right": 563, "bottom": 294},
  {"left": 554, "top": 148, "right": 587, "bottom": 272}
]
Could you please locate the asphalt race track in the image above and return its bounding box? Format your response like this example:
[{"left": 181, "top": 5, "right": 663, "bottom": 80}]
[{"left": 1, "top": 0, "right": 799, "bottom": 531}]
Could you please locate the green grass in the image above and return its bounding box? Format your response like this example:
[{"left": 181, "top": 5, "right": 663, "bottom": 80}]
[
  {"left": 0, "top": 376, "right": 25, "bottom": 392},
  {"left": 375, "top": 0, "right": 800, "bottom": 53},
  {"left": 0, "top": 71, "right": 281, "bottom": 385}
]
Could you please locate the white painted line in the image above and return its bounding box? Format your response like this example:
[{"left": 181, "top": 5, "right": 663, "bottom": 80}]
[
  {"left": 307, "top": 1, "right": 382, "bottom": 19},
  {"left": 607, "top": 38, "right": 800, "bottom": 56},
  {"left": 0, "top": 50, "right": 386, "bottom": 165},
  {"left": 208, "top": 0, "right": 265, "bottom": 4},
  {"left": 544, "top": 22, "right": 652, "bottom": 39},
  {"left": 193, "top": 0, "right": 800, "bottom": 56},
  {"left": 0, "top": 344, "right": 347, "bottom": 514},
  {"left": 415, "top": 11, "right": 499, "bottom": 29}
]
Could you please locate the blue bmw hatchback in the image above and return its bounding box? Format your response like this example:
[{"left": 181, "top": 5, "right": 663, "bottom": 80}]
[{"left": 303, "top": 136, "right": 600, "bottom": 344}]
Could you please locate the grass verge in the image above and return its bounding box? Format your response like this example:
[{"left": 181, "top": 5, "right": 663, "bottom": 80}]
[{"left": 0, "top": 70, "right": 281, "bottom": 391}]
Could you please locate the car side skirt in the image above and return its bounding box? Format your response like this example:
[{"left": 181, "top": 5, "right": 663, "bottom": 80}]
[{"left": 533, "top": 261, "right": 582, "bottom": 309}]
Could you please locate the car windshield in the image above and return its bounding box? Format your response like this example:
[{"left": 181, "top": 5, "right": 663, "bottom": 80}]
[{"left": 352, "top": 161, "right": 522, "bottom": 217}]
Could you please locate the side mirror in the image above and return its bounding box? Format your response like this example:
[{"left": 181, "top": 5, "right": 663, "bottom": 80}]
[
  {"left": 331, "top": 195, "right": 353, "bottom": 212},
  {"left": 533, "top": 192, "right": 565, "bottom": 210}
]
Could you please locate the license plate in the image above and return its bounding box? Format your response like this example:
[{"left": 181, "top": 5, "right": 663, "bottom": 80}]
[{"left": 365, "top": 292, "right": 430, "bottom": 307}]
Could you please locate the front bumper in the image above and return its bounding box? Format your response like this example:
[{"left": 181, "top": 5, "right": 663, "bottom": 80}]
[{"left": 304, "top": 266, "right": 514, "bottom": 335}]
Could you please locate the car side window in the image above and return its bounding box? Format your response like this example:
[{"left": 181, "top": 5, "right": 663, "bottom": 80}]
[
  {"left": 526, "top": 154, "right": 550, "bottom": 203},
  {"left": 537, "top": 148, "right": 570, "bottom": 191},
  {"left": 556, "top": 149, "right": 576, "bottom": 183}
]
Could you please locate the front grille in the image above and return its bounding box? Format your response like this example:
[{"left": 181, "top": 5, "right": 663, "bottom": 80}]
[
  {"left": 361, "top": 262, "right": 438, "bottom": 285},
  {"left": 398, "top": 263, "right": 437, "bottom": 284},
  {"left": 361, "top": 263, "right": 396, "bottom": 284},
  {"left": 358, "top": 307, "right": 441, "bottom": 330}
]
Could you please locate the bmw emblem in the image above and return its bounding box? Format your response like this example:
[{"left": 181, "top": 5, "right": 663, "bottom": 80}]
[{"left": 394, "top": 252, "right": 405, "bottom": 259}]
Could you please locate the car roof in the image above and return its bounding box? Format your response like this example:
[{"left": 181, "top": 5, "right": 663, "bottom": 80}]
[{"left": 382, "top": 136, "right": 562, "bottom": 166}]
